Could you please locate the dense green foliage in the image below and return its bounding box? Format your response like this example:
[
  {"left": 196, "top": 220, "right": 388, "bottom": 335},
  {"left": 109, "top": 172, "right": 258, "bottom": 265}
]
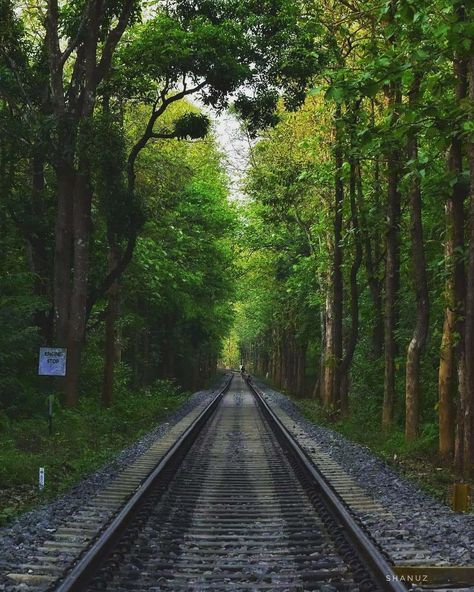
[
  {"left": 121, "top": 104, "right": 237, "bottom": 389},
  {"left": 231, "top": 0, "right": 474, "bottom": 478},
  {"left": 0, "top": 0, "right": 320, "bottom": 407},
  {"left": 0, "top": 0, "right": 324, "bottom": 512},
  {"left": 0, "top": 98, "right": 234, "bottom": 410},
  {"left": 1, "top": 0, "right": 474, "bottom": 511},
  {"left": 0, "top": 380, "right": 187, "bottom": 524}
]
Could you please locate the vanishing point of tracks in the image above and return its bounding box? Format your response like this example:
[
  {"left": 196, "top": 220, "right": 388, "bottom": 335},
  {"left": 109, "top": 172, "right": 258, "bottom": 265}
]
[{"left": 50, "top": 375, "right": 405, "bottom": 591}]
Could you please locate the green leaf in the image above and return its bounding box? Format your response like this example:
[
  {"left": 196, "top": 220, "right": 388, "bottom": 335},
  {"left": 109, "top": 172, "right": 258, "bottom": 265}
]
[{"left": 325, "top": 85, "right": 344, "bottom": 103}]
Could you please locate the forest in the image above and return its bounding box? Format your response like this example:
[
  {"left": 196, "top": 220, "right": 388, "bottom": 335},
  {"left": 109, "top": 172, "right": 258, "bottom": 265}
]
[
  {"left": 0, "top": 0, "right": 473, "bottom": 511},
  {"left": 232, "top": 0, "right": 474, "bottom": 483}
]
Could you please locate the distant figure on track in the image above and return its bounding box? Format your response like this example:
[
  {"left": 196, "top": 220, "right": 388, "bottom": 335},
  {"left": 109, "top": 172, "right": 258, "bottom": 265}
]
[{"left": 240, "top": 365, "right": 246, "bottom": 376}]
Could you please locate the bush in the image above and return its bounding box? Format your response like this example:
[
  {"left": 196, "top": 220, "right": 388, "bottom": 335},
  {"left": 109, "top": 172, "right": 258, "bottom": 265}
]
[{"left": 0, "top": 380, "right": 188, "bottom": 522}]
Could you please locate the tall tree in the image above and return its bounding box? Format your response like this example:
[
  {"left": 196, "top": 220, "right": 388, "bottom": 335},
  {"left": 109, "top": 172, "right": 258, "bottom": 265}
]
[
  {"left": 382, "top": 0, "right": 402, "bottom": 430},
  {"left": 405, "top": 72, "right": 429, "bottom": 441},
  {"left": 1, "top": 0, "right": 321, "bottom": 405}
]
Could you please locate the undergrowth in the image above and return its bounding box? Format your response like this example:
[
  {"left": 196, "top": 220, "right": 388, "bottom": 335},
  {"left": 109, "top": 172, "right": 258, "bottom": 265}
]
[{"left": 0, "top": 380, "right": 187, "bottom": 525}]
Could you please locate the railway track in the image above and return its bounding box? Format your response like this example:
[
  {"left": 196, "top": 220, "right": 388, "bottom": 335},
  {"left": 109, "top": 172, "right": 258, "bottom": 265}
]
[{"left": 8, "top": 374, "right": 407, "bottom": 592}]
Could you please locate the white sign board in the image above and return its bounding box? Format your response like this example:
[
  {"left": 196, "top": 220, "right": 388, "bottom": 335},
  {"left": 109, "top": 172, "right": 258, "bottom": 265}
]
[{"left": 38, "top": 348, "right": 67, "bottom": 376}]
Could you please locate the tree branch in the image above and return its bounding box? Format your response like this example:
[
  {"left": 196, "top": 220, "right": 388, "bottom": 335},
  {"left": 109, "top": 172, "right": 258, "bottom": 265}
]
[
  {"left": 94, "top": 0, "right": 136, "bottom": 87},
  {"left": 127, "top": 80, "right": 207, "bottom": 193},
  {"left": 294, "top": 207, "right": 315, "bottom": 256},
  {"left": 59, "top": 0, "right": 95, "bottom": 68},
  {"left": 86, "top": 234, "right": 137, "bottom": 319},
  {"left": 150, "top": 131, "right": 177, "bottom": 140},
  {"left": 46, "top": 0, "right": 65, "bottom": 112}
]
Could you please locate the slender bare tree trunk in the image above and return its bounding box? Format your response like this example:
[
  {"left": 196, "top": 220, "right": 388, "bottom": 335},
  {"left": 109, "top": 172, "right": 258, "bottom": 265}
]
[
  {"left": 333, "top": 106, "right": 344, "bottom": 412},
  {"left": 382, "top": 78, "right": 402, "bottom": 430},
  {"left": 274, "top": 330, "right": 283, "bottom": 388},
  {"left": 382, "top": 149, "right": 401, "bottom": 428},
  {"left": 340, "top": 157, "right": 363, "bottom": 415},
  {"left": 64, "top": 165, "right": 93, "bottom": 407},
  {"left": 381, "top": 0, "right": 402, "bottom": 431},
  {"left": 339, "top": 100, "right": 364, "bottom": 409},
  {"left": 296, "top": 343, "right": 306, "bottom": 395},
  {"left": 323, "top": 292, "right": 334, "bottom": 407},
  {"left": 102, "top": 244, "right": 121, "bottom": 407},
  {"left": 439, "top": 133, "right": 466, "bottom": 460},
  {"left": 54, "top": 163, "right": 74, "bottom": 347},
  {"left": 313, "top": 308, "right": 326, "bottom": 399},
  {"left": 462, "top": 54, "right": 474, "bottom": 477},
  {"left": 405, "top": 74, "right": 429, "bottom": 442},
  {"left": 364, "top": 102, "right": 384, "bottom": 358},
  {"left": 439, "top": 308, "right": 456, "bottom": 459},
  {"left": 443, "top": 46, "right": 468, "bottom": 470}
]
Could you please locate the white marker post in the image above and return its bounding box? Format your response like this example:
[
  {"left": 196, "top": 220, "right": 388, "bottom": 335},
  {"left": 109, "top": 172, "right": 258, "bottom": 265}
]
[
  {"left": 38, "top": 347, "right": 67, "bottom": 435},
  {"left": 39, "top": 467, "right": 45, "bottom": 491}
]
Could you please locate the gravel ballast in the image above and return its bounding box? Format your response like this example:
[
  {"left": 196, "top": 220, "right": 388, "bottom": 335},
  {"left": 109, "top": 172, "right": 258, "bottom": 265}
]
[
  {"left": 0, "top": 375, "right": 229, "bottom": 590},
  {"left": 1, "top": 373, "right": 473, "bottom": 591},
  {"left": 254, "top": 379, "right": 474, "bottom": 572}
]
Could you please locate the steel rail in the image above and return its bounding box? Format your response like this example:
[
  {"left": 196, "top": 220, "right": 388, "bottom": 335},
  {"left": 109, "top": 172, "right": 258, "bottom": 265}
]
[
  {"left": 245, "top": 376, "right": 408, "bottom": 592},
  {"left": 53, "top": 373, "right": 233, "bottom": 592}
]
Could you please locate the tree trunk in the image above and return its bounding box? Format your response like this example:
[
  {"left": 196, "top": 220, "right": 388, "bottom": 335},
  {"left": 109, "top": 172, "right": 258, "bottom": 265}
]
[
  {"left": 462, "top": 54, "right": 474, "bottom": 477},
  {"left": 64, "top": 165, "right": 93, "bottom": 407},
  {"left": 440, "top": 140, "right": 464, "bottom": 462},
  {"left": 322, "top": 292, "right": 334, "bottom": 407},
  {"left": 332, "top": 107, "right": 344, "bottom": 412},
  {"left": 284, "top": 333, "right": 292, "bottom": 392},
  {"left": 296, "top": 343, "right": 306, "bottom": 395},
  {"left": 102, "top": 244, "right": 121, "bottom": 408},
  {"left": 363, "top": 102, "right": 384, "bottom": 358},
  {"left": 25, "top": 148, "right": 53, "bottom": 342},
  {"left": 313, "top": 308, "right": 326, "bottom": 399},
  {"left": 439, "top": 309, "right": 456, "bottom": 460},
  {"left": 405, "top": 73, "right": 429, "bottom": 442},
  {"left": 340, "top": 157, "right": 363, "bottom": 415},
  {"left": 439, "top": 123, "right": 466, "bottom": 460},
  {"left": 54, "top": 163, "right": 74, "bottom": 347},
  {"left": 367, "top": 157, "right": 384, "bottom": 358},
  {"left": 274, "top": 330, "right": 282, "bottom": 387},
  {"left": 382, "top": 78, "right": 402, "bottom": 430}
]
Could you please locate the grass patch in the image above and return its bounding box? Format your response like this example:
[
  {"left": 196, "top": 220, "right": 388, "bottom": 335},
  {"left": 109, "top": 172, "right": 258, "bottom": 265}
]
[{"left": 0, "top": 380, "right": 187, "bottom": 525}]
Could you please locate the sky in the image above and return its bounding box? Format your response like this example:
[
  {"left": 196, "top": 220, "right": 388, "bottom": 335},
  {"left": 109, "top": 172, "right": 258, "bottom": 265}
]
[{"left": 207, "top": 108, "right": 254, "bottom": 202}]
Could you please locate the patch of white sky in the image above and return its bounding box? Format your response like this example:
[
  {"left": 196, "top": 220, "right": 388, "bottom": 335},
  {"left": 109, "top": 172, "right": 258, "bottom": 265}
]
[
  {"left": 191, "top": 97, "right": 256, "bottom": 203},
  {"left": 209, "top": 107, "right": 254, "bottom": 203}
]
